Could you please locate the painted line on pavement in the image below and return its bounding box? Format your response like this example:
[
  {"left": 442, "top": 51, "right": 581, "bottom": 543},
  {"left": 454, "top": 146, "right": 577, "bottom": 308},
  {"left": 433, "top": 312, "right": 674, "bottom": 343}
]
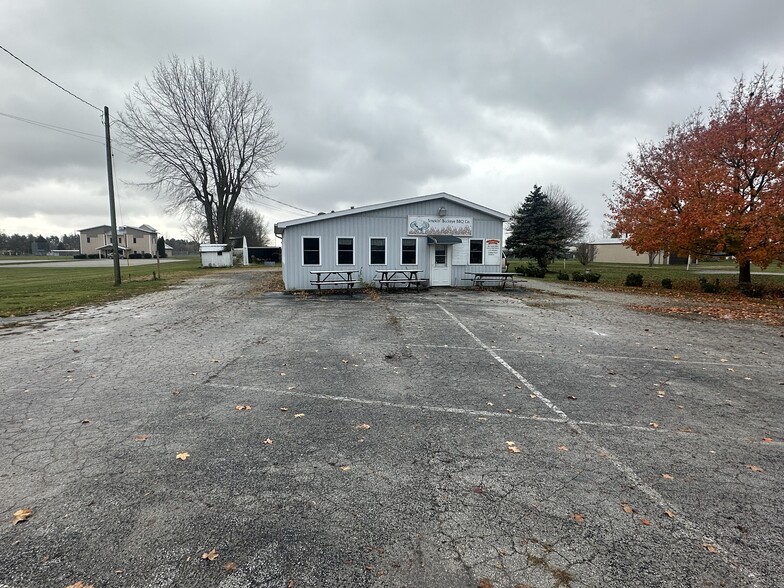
[{"left": 436, "top": 302, "right": 761, "bottom": 587}]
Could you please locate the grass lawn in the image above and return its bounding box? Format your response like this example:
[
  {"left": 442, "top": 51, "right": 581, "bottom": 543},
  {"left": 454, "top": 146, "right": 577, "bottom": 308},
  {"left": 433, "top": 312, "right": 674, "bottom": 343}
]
[
  {"left": 510, "top": 258, "right": 784, "bottom": 292},
  {"left": 0, "top": 258, "right": 208, "bottom": 318}
]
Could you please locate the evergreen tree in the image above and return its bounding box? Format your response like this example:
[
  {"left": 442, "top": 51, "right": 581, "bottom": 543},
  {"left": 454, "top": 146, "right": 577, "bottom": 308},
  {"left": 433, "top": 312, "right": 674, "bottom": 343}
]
[
  {"left": 157, "top": 236, "right": 167, "bottom": 258},
  {"left": 506, "top": 185, "right": 566, "bottom": 268}
]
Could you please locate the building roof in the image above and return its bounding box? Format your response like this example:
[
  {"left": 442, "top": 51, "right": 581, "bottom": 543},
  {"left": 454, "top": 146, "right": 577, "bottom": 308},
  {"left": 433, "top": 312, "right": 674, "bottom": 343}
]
[
  {"left": 275, "top": 192, "right": 509, "bottom": 232},
  {"left": 78, "top": 224, "right": 158, "bottom": 235}
]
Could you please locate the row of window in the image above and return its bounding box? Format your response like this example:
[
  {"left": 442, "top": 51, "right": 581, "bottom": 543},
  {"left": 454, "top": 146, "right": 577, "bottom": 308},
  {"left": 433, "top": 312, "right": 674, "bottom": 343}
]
[
  {"left": 85, "top": 236, "right": 141, "bottom": 244},
  {"left": 302, "top": 237, "right": 485, "bottom": 266}
]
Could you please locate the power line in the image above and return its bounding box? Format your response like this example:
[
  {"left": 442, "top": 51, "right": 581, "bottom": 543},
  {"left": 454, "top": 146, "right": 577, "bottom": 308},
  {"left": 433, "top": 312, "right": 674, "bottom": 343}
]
[
  {"left": 260, "top": 194, "right": 314, "bottom": 215},
  {"left": 0, "top": 111, "right": 105, "bottom": 145},
  {"left": 0, "top": 43, "right": 103, "bottom": 112}
]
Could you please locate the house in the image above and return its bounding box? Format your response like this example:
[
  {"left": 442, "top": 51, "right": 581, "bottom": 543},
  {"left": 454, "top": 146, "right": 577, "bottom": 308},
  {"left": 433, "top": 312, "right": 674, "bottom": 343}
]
[
  {"left": 274, "top": 192, "right": 509, "bottom": 290},
  {"left": 78, "top": 224, "right": 158, "bottom": 258},
  {"left": 591, "top": 238, "right": 667, "bottom": 265}
]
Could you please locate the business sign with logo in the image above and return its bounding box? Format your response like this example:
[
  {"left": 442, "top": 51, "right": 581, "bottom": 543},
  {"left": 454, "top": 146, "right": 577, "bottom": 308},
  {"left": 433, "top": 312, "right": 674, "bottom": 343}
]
[
  {"left": 407, "top": 216, "right": 473, "bottom": 236},
  {"left": 485, "top": 238, "right": 502, "bottom": 264}
]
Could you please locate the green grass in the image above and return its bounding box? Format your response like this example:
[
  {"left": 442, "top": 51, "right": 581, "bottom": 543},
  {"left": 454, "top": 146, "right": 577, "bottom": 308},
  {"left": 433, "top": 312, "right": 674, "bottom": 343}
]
[
  {"left": 0, "top": 258, "right": 207, "bottom": 317},
  {"left": 509, "top": 259, "right": 784, "bottom": 295}
]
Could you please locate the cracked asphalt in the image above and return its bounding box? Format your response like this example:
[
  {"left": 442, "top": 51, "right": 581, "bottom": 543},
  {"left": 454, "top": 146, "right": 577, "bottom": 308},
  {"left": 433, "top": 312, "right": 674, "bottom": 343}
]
[{"left": 1, "top": 270, "right": 782, "bottom": 588}]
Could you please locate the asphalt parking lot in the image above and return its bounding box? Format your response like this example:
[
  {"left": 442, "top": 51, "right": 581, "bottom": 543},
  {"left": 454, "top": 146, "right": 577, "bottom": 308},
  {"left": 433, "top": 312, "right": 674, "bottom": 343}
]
[{"left": 1, "top": 272, "right": 781, "bottom": 588}]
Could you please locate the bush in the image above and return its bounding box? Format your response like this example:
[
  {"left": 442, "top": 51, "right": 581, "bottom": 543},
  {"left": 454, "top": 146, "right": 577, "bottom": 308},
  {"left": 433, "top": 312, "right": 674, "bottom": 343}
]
[
  {"left": 698, "top": 277, "right": 720, "bottom": 293},
  {"left": 87, "top": 254, "right": 99, "bottom": 259},
  {"left": 584, "top": 271, "right": 601, "bottom": 283},
  {"left": 739, "top": 283, "right": 767, "bottom": 298},
  {"left": 73, "top": 253, "right": 86, "bottom": 260},
  {"left": 143, "top": 253, "right": 153, "bottom": 259},
  {"left": 515, "top": 262, "right": 546, "bottom": 278},
  {"left": 625, "top": 273, "right": 644, "bottom": 287},
  {"left": 556, "top": 270, "right": 570, "bottom": 281},
  {"left": 661, "top": 278, "right": 673, "bottom": 289},
  {"left": 571, "top": 271, "right": 586, "bottom": 282}
]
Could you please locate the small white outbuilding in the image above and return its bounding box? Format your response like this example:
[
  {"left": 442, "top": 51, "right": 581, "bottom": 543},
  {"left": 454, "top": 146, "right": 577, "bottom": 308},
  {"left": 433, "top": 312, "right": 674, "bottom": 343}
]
[{"left": 199, "top": 243, "right": 233, "bottom": 268}]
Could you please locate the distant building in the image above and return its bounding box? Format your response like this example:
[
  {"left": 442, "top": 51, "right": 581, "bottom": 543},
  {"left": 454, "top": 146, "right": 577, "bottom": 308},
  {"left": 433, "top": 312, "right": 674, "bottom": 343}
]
[
  {"left": 78, "top": 224, "right": 158, "bottom": 258},
  {"left": 591, "top": 238, "right": 667, "bottom": 265}
]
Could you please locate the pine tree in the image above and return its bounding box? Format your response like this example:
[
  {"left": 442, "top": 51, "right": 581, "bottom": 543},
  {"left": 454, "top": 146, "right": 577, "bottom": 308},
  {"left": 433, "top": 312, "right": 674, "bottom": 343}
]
[{"left": 506, "top": 185, "right": 566, "bottom": 268}]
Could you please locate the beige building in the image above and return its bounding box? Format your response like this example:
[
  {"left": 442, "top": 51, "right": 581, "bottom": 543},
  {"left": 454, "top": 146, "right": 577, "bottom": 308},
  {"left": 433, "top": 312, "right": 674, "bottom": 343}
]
[
  {"left": 79, "top": 224, "right": 158, "bottom": 258},
  {"left": 591, "top": 239, "right": 667, "bottom": 265}
]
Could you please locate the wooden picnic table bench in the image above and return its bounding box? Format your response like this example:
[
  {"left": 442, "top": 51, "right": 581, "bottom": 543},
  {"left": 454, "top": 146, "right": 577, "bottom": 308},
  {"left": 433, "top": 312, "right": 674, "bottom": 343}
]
[
  {"left": 464, "top": 272, "right": 526, "bottom": 289},
  {"left": 375, "top": 269, "right": 429, "bottom": 291},
  {"left": 309, "top": 270, "right": 361, "bottom": 292}
]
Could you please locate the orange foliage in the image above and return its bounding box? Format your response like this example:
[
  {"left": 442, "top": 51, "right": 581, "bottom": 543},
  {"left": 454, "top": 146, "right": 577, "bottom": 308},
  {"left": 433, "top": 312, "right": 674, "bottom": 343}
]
[{"left": 609, "top": 68, "right": 784, "bottom": 281}]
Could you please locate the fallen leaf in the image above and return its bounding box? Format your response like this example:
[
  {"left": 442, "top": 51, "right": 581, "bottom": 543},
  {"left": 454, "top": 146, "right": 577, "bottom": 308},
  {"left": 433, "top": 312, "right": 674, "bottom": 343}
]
[
  {"left": 263, "top": 438, "right": 273, "bottom": 445},
  {"left": 747, "top": 465, "right": 764, "bottom": 473},
  {"left": 202, "top": 548, "right": 219, "bottom": 561},
  {"left": 672, "top": 355, "right": 680, "bottom": 360},
  {"left": 661, "top": 473, "right": 673, "bottom": 480},
  {"left": 505, "top": 408, "right": 513, "bottom": 413},
  {"left": 64, "top": 583, "right": 94, "bottom": 588},
  {"left": 570, "top": 513, "right": 585, "bottom": 523},
  {"left": 762, "top": 437, "right": 773, "bottom": 443},
  {"left": 341, "top": 359, "right": 348, "bottom": 364},
  {"left": 621, "top": 503, "right": 634, "bottom": 514},
  {"left": 133, "top": 434, "right": 150, "bottom": 442},
  {"left": 235, "top": 405, "right": 252, "bottom": 411},
  {"left": 356, "top": 423, "right": 371, "bottom": 430},
  {"left": 294, "top": 413, "right": 304, "bottom": 418},
  {"left": 287, "top": 386, "right": 296, "bottom": 390},
  {"left": 223, "top": 561, "right": 238, "bottom": 572},
  {"left": 641, "top": 518, "right": 651, "bottom": 526},
  {"left": 12, "top": 508, "right": 32, "bottom": 525},
  {"left": 656, "top": 391, "right": 666, "bottom": 398},
  {"left": 649, "top": 422, "right": 660, "bottom": 429},
  {"left": 280, "top": 372, "right": 286, "bottom": 376},
  {"left": 703, "top": 543, "right": 719, "bottom": 554},
  {"left": 727, "top": 368, "right": 735, "bottom": 372},
  {"left": 176, "top": 452, "right": 190, "bottom": 461},
  {"left": 720, "top": 358, "right": 729, "bottom": 362},
  {"left": 339, "top": 465, "right": 351, "bottom": 471},
  {"left": 478, "top": 579, "right": 495, "bottom": 588},
  {"left": 567, "top": 395, "right": 577, "bottom": 400},
  {"left": 81, "top": 419, "right": 92, "bottom": 425},
  {"left": 507, "top": 445, "right": 521, "bottom": 454},
  {"left": 280, "top": 407, "right": 289, "bottom": 412},
  {"left": 663, "top": 510, "right": 676, "bottom": 518},
  {"left": 505, "top": 441, "right": 516, "bottom": 446},
  {"left": 557, "top": 445, "right": 569, "bottom": 451},
  {"left": 472, "top": 486, "right": 484, "bottom": 494},
  {"left": 486, "top": 402, "right": 494, "bottom": 406}
]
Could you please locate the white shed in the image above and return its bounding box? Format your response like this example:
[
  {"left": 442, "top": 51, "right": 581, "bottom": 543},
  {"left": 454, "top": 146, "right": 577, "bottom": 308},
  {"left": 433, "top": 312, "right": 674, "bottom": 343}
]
[{"left": 199, "top": 243, "right": 233, "bottom": 268}]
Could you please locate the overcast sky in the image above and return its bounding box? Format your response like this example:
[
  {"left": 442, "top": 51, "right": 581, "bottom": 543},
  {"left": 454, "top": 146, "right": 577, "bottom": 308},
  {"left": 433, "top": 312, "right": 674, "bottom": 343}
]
[{"left": 2, "top": 1, "right": 783, "bottom": 243}]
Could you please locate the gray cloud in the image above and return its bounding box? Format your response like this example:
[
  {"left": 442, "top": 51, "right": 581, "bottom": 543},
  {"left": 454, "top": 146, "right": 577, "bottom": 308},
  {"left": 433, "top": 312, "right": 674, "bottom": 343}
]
[{"left": 2, "top": 0, "right": 783, "bottom": 239}]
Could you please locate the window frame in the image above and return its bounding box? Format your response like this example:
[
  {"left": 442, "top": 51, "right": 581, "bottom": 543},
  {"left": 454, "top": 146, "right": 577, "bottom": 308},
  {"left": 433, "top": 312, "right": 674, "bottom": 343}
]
[
  {"left": 469, "top": 239, "right": 484, "bottom": 265},
  {"left": 401, "top": 237, "right": 418, "bottom": 265},
  {"left": 369, "top": 237, "right": 387, "bottom": 266},
  {"left": 336, "top": 236, "right": 355, "bottom": 266},
  {"left": 302, "top": 236, "right": 321, "bottom": 266}
]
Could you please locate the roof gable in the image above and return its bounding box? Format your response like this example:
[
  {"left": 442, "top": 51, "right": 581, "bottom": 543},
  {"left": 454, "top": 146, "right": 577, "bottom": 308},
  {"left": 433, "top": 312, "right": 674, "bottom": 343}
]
[{"left": 275, "top": 192, "right": 509, "bottom": 230}]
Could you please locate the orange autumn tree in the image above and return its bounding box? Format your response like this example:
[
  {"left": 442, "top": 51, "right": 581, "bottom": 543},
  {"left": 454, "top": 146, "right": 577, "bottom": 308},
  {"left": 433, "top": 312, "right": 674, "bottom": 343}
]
[{"left": 608, "top": 68, "right": 784, "bottom": 283}]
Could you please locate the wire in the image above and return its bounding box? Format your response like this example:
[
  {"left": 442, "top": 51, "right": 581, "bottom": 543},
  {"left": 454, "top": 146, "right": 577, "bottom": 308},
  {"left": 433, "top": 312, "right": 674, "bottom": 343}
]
[
  {"left": 0, "top": 111, "right": 106, "bottom": 145},
  {"left": 0, "top": 43, "right": 103, "bottom": 112},
  {"left": 260, "top": 194, "right": 314, "bottom": 215}
]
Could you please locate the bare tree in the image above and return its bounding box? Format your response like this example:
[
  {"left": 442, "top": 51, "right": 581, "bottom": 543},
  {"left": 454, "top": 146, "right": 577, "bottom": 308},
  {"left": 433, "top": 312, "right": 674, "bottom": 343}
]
[
  {"left": 227, "top": 206, "right": 269, "bottom": 246},
  {"left": 119, "top": 56, "right": 283, "bottom": 244},
  {"left": 544, "top": 184, "right": 590, "bottom": 246},
  {"left": 575, "top": 242, "right": 597, "bottom": 266}
]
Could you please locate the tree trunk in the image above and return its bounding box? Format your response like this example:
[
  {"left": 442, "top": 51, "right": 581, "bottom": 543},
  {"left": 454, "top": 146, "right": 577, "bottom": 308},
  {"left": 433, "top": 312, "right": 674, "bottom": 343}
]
[{"left": 739, "top": 260, "right": 752, "bottom": 284}]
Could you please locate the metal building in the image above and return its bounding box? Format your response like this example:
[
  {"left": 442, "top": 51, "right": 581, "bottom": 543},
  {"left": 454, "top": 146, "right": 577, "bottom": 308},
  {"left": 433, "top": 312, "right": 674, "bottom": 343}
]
[{"left": 274, "top": 192, "right": 509, "bottom": 290}]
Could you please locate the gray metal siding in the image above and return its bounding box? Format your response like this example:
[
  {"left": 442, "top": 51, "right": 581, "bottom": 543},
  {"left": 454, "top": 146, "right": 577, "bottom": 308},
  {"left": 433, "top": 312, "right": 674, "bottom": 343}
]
[{"left": 281, "top": 198, "right": 505, "bottom": 289}]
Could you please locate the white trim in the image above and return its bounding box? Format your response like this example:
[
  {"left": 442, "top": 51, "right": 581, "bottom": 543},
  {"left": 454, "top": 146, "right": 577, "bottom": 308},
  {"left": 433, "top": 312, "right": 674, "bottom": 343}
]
[
  {"left": 369, "top": 236, "right": 387, "bottom": 266},
  {"left": 302, "top": 236, "right": 321, "bottom": 266},
  {"left": 336, "top": 236, "right": 355, "bottom": 266},
  {"left": 401, "top": 237, "right": 418, "bottom": 266}
]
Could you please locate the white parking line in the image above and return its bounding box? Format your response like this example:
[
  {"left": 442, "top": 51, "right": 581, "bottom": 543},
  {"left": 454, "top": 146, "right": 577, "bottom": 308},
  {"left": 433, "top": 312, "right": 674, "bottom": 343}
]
[{"left": 435, "top": 302, "right": 761, "bottom": 586}]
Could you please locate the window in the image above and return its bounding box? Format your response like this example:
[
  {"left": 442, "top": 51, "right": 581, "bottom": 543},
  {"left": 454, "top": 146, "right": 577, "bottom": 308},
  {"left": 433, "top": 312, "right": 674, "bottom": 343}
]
[
  {"left": 133, "top": 237, "right": 137, "bottom": 244},
  {"left": 303, "top": 237, "right": 320, "bottom": 265},
  {"left": 86, "top": 236, "right": 91, "bottom": 243},
  {"left": 469, "top": 239, "right": 484, "bottom": 264},
  {"left": 401, "top": 238, "right": 417, "bottom": 265},
  {"left": 434, "top": 244, "right": 447, "bottom": 266},
  {"left": 337, "top": 237, "right": 354, "bottom": 265},
  {"left": 370, "top": 238, "right": 386, "bottom": 265}
]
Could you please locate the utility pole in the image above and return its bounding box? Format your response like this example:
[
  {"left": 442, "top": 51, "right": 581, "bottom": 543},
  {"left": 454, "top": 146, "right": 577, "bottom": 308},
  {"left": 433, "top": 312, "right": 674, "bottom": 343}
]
[{"left": 103, "top": 106, "right": 121, "bottom": 285}]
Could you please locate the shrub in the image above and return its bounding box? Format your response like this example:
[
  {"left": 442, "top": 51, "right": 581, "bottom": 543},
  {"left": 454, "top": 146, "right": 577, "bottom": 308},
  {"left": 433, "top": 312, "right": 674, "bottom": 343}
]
[
  {"left": 556, "top": 270, "right": 570, "bottom": 281},
  {"left": 571, "top": 271, "right": 586, "bottom": 282},
  {"left": 73, "top": 253, "right": 86, "bottom": 260},
  {"left": 87, "top": 254, "right": 99, "bottom": 259},
  {"left": 739, "top": 283, "right": 767, "bottom": 298},
  {"left": 584, "top": 271, "right": 601, "bottom": 283},
  {"left": 625, "top": 273, "right": 644, "bottom": 287},
  {"left": 661, "top": 278, "right": 673, "bottom": 289},
  {"left": 698, "top": 277, "right": 720, "bottom": 293},
  {"left": 143, "top": 253, "right": 153, "bottom": 259},
  {"left": 516, "top": 262, "right": 546, "bottom": 278}
]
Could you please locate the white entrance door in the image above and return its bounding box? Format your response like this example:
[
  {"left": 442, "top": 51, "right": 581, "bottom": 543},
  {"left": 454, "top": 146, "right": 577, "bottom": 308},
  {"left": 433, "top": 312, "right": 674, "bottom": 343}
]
[{"left": 429, "top": 244, "right": 452, "bottom": 286}]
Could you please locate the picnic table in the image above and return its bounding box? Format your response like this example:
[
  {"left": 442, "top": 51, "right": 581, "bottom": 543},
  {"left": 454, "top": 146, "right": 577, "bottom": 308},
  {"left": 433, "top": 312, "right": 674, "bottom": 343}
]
[
  {"left": 464, "top": 272, "right": 525, "bottom": 289},
  {"left": 375, "top": 269, "right": 429, "bottom": 291},
  {"left": 310, "top": 270, "right": 361, "bottom": 292}
]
